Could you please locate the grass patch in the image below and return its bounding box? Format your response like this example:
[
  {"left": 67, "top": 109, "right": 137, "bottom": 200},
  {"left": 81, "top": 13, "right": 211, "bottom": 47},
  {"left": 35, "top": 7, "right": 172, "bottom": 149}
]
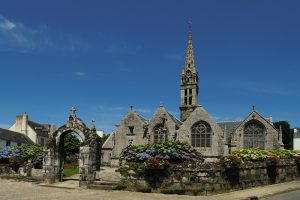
[{"left": 64, "top": 166, "right": 79, "bottom": 177}]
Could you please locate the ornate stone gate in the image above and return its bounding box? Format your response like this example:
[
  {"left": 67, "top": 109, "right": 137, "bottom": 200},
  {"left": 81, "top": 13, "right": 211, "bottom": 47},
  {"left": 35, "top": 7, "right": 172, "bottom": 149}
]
[{"left": 43, "top": 108, "right": 102, "bottom": 187}]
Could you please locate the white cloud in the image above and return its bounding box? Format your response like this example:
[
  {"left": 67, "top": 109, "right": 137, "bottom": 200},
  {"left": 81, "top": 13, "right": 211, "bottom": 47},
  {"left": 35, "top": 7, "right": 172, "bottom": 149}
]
[
  {"left": 0, "top": 16, "right": 16, "bottom": 30},
  {"left": 0, "top": 14, "right": 90, "bottom": 54},
  {"left": 74, "top": 71, "right": 86, "bottom": 76}
]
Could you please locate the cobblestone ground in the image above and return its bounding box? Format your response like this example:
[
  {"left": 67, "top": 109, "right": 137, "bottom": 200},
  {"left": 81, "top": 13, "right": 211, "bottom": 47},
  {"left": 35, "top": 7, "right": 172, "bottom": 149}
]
[{"left": 1, "top": 179, "right": 300, "bottom": 200}]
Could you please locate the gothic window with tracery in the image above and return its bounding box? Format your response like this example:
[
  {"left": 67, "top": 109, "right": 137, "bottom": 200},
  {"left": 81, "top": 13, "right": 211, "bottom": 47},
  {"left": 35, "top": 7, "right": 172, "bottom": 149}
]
[
  {"left": 243, "top": 120, "right": 265, "bottom": 149},
  {"left": 191, "top": 121, "right": 212, "bottom": 147},
  {"left": 153, "top": 124, "right": 168, "bottom": 143}
]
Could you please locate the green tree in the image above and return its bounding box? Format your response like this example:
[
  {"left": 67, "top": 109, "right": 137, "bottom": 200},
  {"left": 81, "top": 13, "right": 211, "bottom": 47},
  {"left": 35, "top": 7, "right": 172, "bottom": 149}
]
[
  {"left": 63, "top": 133, "right": 81, "bottom": 162},
  {"left": 273, "top": 121, "right": 294, "bottom": 150}
]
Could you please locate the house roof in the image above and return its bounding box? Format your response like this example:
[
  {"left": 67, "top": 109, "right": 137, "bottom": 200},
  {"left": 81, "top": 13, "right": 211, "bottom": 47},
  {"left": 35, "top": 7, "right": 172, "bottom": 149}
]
[
  {"left": 28, "top": 120, "right": 51, "bottom": 137},
  {"left": 217, "top": 121, "right": 242, "bottom": 143},
  {"left": 102, "top": 132, "right": 115, "bottom": 149},
  {"left": 0, "top": 128, "right": 34, "bottom": 145}
]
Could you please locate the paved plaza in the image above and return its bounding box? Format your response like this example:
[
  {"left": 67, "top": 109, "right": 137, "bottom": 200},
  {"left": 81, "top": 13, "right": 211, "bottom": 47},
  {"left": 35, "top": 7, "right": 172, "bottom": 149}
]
[{"left": 1, "top": 178, "right": 300, "bottom": 200}]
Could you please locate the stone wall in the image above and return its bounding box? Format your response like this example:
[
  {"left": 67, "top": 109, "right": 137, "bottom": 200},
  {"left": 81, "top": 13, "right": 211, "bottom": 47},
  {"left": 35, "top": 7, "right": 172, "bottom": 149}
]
[
  {"left": 169, "top": 159, "right": 299, "bottom": 192},
  {"left": 123, "top": 159, "right": 300, "bottom": 194},
  {"left": 0, "top": 164, "right": 44, "bottom": 179}
]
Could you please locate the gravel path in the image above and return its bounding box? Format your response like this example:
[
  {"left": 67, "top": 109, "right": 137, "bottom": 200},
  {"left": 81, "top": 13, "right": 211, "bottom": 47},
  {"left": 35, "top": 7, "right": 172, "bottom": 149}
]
[{"left": 1, "top": 178, "right": 300, "bottom": 200}]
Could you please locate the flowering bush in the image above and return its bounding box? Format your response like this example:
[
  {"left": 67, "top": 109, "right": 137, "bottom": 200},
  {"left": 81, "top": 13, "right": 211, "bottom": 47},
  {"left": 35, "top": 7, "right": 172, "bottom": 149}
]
[
  {"left": 222, "top": 155, "right": 243, "bottom": 167},
  {"left": 144, "top": 157, "right": 170, "bottom": 169},
  {"left": 227, "top": 148, "right": 300, "bottom": 162},
  {"left": 0, "top": 145, "right": 43, "bottom": 170},
  {"left": 0, "top": 147, "right": 21, "bottom": 163},
  {"left": 118, "top": 141, "right": 203, "bottom": 180},
  {"left": 120, "top": 141, "right": 203, "bottom": 164}
]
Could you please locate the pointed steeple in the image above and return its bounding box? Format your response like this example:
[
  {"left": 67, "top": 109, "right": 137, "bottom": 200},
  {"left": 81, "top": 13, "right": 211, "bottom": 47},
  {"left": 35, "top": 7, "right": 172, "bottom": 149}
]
[
  {"left": 180, "top": 24, "right": 199, "bottom": 121},
  {"left": 183, "top": 27, "right": 196, "bottom": 73}
]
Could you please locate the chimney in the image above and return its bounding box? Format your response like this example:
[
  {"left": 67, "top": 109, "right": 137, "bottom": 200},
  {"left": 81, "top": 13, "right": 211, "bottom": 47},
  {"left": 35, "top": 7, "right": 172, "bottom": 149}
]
[
  {"left": 269, "top": 116, "right": 273, "bottom": 123},
  {"left": 22, "top": 112, "right": 28, "bottom": 135}
]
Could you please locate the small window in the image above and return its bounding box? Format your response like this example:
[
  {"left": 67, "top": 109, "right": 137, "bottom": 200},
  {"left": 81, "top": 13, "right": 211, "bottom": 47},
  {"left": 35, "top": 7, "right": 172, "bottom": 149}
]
[
  {"left": 6, "top": 140, "right": 11, "bottom": 147},
  {"left": 41, "top": 138, "right": 45, "bottom": 145},
  {"left": 17, "top": 143, "right": 21, "bottom": 146},
  {"left": 189, "top": 97, "right": 192, "bottom": 105},
  {"left": 185, "top": 89, "right": 187, "bottom": 96},
  {"left": 189, "top": 89, "right": 192, "bottom": 95},
  {"left": 128, "top": 126, "right": 134, "bottom": 134},
  {"left": 184, "top": 97, "right": 187, "bottom": 105}
]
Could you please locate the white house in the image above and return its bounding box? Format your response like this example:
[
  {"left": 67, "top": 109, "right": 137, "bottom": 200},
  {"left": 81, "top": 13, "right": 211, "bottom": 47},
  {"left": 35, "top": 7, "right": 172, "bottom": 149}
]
[
  {"left": 9, "top": 113, "right": 55, "bottom": 145},
  {"left": 293, "top": 128, "right": 300, "bottom": 150},
  {"left": 0, "top": 128, "right": 33, "bottom": 149}
]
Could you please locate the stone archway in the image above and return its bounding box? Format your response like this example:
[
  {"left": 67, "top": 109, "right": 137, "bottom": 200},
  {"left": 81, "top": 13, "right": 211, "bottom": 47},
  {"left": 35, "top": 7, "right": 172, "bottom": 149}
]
[{"left": 43, "top": 108, "right": 102, "bottom": 187}]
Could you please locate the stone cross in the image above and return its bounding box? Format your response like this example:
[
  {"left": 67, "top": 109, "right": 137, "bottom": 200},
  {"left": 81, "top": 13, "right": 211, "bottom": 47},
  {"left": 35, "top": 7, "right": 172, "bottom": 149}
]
[
  {"left": 71, "top": 106, "right": 77, "bottom": 116},
  {"left": 91, "top": 120, "right": 96, "bottom": 130}
]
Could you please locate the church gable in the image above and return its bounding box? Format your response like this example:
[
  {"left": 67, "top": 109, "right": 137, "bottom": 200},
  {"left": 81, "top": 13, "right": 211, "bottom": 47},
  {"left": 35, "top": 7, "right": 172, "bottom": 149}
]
[
  {"left": 147, "top": 105, "right": 181, "bottom": 143},
  {"left": 178, "top": 106, "right": 225, "bottom": 157},
  {"left": 231, "top": 110, "right": 279, "bottom": 150},
  {"left": 111, "top": 110, "right": 148, "bottom": 158}
]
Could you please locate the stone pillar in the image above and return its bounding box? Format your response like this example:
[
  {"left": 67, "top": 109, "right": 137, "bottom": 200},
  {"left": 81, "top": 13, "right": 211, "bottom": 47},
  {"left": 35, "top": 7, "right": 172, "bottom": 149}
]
[
  {"left": 43, "top": 148, "right": 56, "bottom": 184},
  {"left": 79, "top": 146, "right": 97, "bottom": 187},
  {"left": 43, "top": 148, "right": 61, "bottom": 183}
]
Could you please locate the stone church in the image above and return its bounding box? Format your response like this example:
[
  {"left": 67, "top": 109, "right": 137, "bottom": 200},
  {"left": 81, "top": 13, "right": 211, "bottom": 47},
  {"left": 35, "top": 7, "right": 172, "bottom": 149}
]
[{"left": 102, "top": 30, "right": 283, "bottom": 166}]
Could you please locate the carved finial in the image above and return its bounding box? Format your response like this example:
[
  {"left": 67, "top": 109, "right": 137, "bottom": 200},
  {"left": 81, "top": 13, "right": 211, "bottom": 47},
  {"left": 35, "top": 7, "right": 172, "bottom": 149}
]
[
  {"left": 71, "top": 106, "right": 77, "bottom": 117},
  {"left": 91, "top": 120, "right": 96, "bottom": 130},
  {"left": 160, "top": 101, "right": 163, "bottom": 107},
  {"left": 252, "top": 105, "right": 256, "bottom": 111}
]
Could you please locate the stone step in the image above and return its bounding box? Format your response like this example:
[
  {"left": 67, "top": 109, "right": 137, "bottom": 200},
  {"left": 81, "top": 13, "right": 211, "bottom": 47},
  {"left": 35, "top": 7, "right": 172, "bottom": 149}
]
[{"left": 88, "top": 183, "right": 117, "bottom": 190}]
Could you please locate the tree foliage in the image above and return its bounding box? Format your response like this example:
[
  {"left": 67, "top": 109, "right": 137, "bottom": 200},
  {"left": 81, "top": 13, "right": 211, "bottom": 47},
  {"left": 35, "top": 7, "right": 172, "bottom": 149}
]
[
  {"left": 273, "top": 121, "right": 293, "bottom": 150},
  {"left": 63, "top": 133, "right": 80, "bottom": 162}
]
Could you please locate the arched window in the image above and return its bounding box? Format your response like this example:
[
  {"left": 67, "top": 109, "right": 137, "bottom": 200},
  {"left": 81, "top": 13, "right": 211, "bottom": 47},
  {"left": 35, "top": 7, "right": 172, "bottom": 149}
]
[
  {"left": 244, "top": 120, "right": 265, "bottom": 149},
  {"left": 191, "top": 121, "right": 212, "bottom": 147},
  {"left": 153, "top": 124, "right": 168, "bottom": 143}
]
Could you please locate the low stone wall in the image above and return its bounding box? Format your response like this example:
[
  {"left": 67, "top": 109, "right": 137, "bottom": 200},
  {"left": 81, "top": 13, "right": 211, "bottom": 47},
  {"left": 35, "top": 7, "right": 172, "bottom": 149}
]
[
  {"left": 123, "top": 159, "right": 300, "bottom": 194},
  {"left": 0, "top": 164, "right": 44, "bottom": 179},
  {"left": 170, "top": 159, "right": 299, "bottom": 192}
]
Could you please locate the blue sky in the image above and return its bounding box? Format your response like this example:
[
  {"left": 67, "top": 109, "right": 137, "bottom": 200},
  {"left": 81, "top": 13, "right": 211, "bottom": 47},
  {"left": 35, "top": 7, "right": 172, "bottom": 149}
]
[{"left": 0, "top": 0, "right": 299, "bottom": 132}]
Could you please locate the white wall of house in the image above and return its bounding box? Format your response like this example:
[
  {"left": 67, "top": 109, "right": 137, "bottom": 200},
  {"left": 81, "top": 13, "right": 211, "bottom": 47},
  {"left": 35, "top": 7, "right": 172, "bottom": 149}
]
[
  {"left": 0, "top": 139, "right": 19, "bottom": 149},
  {"left": 9, "top": 113, "right": 37, "bottom": 144},
  {"left": 294, "top": 138, "right": 300, "bottom": 150}
]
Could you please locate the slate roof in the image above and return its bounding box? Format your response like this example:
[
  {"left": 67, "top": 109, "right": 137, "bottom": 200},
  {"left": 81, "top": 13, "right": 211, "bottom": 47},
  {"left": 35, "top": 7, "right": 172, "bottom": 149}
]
[
  {"left": 0, "top": 128, "right": 34, "bottom": 145},
  {"left": 102, "top": 132, "right": 115, "bottom": 149},
  {"left": 28, "top": 121, "right": 51, "bottom": 137},
  {"left": 217, "top": 121, "right": 242, "bottom": 143},
  {"left": 166, "top": 111, "right": 182, "bottom": 128}
]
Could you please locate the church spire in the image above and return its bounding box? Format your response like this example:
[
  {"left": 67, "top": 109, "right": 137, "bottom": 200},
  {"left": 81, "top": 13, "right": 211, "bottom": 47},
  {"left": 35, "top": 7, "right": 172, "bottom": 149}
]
[
  {"left": 180, "top": 24, "right": 199, "bottom": 121},
  {"left": 184, "top": 24, "right": 196, "bottom": 72}
]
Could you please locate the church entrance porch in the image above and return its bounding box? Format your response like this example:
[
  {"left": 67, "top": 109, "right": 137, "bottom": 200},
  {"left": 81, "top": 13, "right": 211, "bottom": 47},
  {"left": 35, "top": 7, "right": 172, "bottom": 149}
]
[{"left": 43, "top": 108, "right": 101, "bottom": 187}]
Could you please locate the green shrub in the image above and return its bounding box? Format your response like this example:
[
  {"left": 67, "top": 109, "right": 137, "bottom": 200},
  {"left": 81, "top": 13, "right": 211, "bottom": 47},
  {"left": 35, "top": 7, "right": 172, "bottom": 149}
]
[
  {"left": 113, "top": 182, "right": 128, "bottom": 190},
  {"left": 136, "top": 186, "right": 152, "bottom": 193}
]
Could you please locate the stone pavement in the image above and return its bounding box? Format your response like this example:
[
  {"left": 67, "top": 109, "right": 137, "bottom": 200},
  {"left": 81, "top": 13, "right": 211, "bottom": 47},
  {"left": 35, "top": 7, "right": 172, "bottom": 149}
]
[{"left": 1, "top": 178, "right": 300, "bottom": 200}]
